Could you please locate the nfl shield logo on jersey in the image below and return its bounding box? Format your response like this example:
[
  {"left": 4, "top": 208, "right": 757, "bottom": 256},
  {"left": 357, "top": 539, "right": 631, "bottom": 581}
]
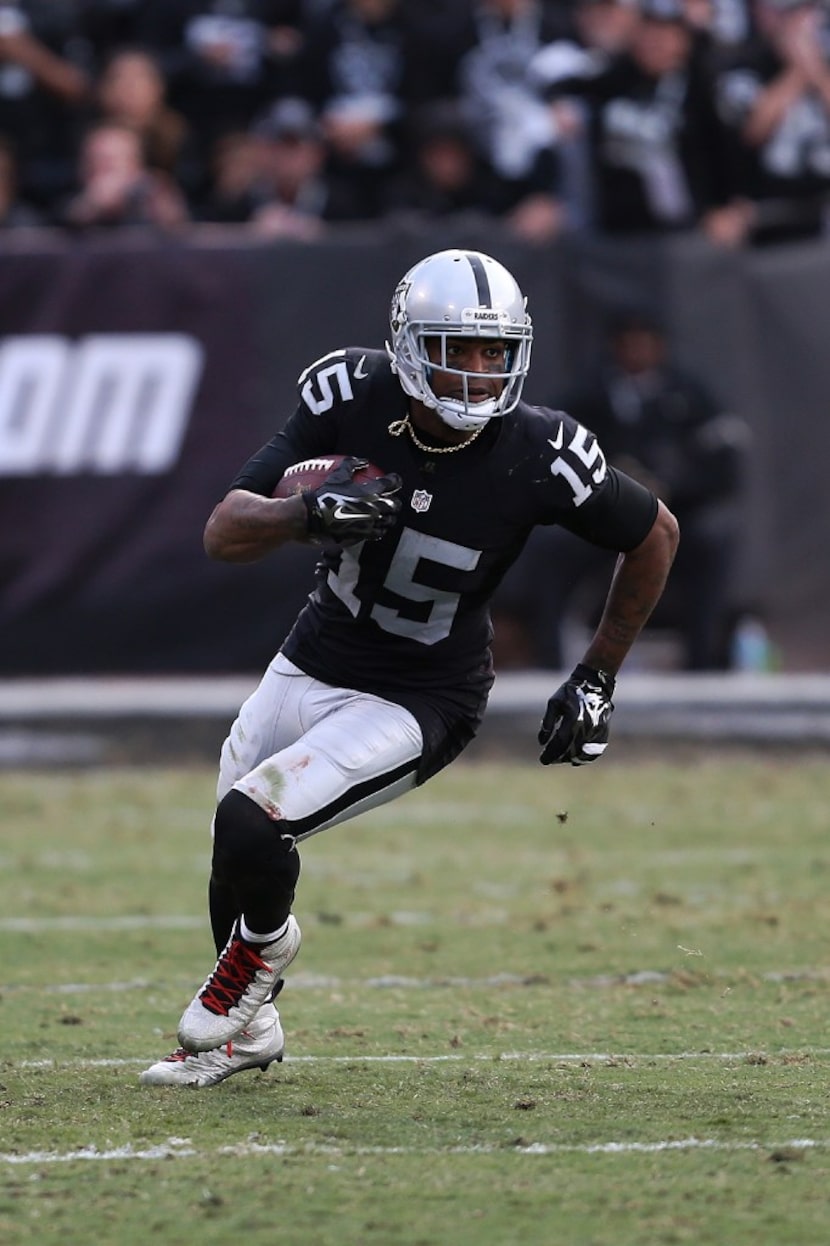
[{"left": 410, "top": 489, "right": 432, "bottom": 513}]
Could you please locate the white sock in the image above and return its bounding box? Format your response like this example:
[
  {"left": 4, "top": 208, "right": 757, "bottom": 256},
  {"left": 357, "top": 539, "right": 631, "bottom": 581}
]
[{"left": 240, "top": 917, "right": 289, "bottom": 946}]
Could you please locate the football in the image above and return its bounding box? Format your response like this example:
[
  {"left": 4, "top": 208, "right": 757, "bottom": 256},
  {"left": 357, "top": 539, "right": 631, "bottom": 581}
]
[{"left": 272, "top": 454, "right": 386, "bottom": 498}]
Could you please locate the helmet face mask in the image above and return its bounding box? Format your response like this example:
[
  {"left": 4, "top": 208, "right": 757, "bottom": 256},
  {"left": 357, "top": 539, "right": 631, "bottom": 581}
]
[{"left": 387, "top": 249, "right": 534, "bottom": 432}]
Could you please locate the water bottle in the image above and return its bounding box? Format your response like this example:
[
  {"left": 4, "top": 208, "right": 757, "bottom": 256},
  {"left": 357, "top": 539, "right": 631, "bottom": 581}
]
[{"left": 730, "top": 616, "right": 772, "bottom": 672}]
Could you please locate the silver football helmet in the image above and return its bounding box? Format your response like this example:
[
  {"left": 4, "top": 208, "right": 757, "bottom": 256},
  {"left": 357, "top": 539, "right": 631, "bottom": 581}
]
[{"left": 386, "top": 249, "right": 534, "bottom": 432}]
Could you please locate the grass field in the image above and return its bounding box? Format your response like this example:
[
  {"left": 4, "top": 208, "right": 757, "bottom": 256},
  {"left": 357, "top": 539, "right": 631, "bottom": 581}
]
[{"left": 1, "top": 753, "right": 829, "bottom": 1245}]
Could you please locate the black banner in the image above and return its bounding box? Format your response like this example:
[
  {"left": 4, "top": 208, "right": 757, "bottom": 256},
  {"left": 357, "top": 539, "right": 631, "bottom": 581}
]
[
  {"left": 0, "top": 238, "right": 317, "bottom": 673},
  {"left": 1, "top": 230, "right": 829, "bottom": 673}
]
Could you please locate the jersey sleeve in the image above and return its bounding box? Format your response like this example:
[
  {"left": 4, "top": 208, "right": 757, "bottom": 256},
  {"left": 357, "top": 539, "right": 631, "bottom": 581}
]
[
  {"left": 525, "top": 407, "right": 658, "bottom": 551},
  {"left": 558, "top": 466, "right": 658, "bottom": 551},
  {"left": 226, "top": 348, "right": 367, "bottom": 495}
]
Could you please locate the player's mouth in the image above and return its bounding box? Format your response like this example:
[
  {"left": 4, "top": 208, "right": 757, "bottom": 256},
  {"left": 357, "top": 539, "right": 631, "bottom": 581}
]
[{"left": 453, "top": 383, "right": 496, "bottom": 402}]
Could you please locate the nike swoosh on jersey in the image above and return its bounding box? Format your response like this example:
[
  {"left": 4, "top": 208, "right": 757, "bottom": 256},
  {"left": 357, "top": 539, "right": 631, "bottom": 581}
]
[
  {"left": 548, "top": 423, "right": 565, "bottom": 451},
  {"left": 354, "top": 355, "right": 368, "bottom": 379}
]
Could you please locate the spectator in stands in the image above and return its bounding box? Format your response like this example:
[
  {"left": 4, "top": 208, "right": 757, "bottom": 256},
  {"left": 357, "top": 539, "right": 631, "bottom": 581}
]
[
  {"left": 198, "top": 95, "right": 371, "bottom": 232},
  {"left": 195, "top": 127, "right": 267, "bottom": 222},
  {"left": 384, "top": 97, "right": 567, "bottom": 242},
  {"left": 0, "top": 133, "right": 44, "bottom": 225},
  {"left": 59, "top": 119, "right": 189, "bottom": 229},
  {"left": 533, "top": 0, "right": 640, "bottom": 75},
  {"left": 0, "top": 1, "right": 92, "bottom": 208},
  {"left": 131, "top": 1, "right": 300, "bottom": 175},
  {"left": 681, "top": 0, "right": 755, "bottom": 55},
  {"left": 297, "top": 0, "right": 408, "bottom": 218},
  {"left": 493, "top": 307, "right": 749, "bottom": 670},
  {"left": 455, "top": 0, "right": 569, "bottom": 211},
  {"left": 500, "top": 155, "right": 569, "bottom": 241},
  {"left": 79, "top": 0, "right": 147, "bottom": 57},
  {"left": 247, "top": 94, "right": 369, "bottom": 235},
  {"left": 713, "top": 0, "right": 830, "bottom": 244},
  {"left": 93, "top": 47, "right": 201, "bottom": 199},
  {"left": 385, "top": 101, "right": 499, "bottom": 223},
  {"left": 530, "top": 0, "right": 642, "bottom": 228},
  {"left": 396, "top": 0, "right": 482, "bottom": 109},
  {"left": 542, "top": 0, "right": 738, "bottom": 235}
]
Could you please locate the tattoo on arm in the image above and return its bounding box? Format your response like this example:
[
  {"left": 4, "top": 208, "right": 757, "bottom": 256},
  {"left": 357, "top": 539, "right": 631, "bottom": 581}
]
[{"left": 582, "top": 506, "right": 679, "bottom": 674}]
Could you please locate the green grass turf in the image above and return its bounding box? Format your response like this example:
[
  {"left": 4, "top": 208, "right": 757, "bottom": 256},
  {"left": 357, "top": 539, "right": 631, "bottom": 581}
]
[{"left": 1, "top": 755, "right": 829, "bottom": 1245}]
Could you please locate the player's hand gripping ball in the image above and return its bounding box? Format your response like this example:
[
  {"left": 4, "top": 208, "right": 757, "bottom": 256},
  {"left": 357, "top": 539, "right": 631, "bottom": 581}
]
[{"left": 274, "top": 454, "right": 402, "bottom": 546}]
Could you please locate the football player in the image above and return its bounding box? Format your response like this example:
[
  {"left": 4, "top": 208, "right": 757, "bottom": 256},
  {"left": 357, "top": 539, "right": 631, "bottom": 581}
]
[{"left": 140, "top": 248, "right": 678, "bottom": 1087}]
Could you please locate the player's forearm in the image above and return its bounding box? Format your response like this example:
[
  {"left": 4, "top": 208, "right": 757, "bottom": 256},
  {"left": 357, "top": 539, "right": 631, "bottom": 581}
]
[
  {"left": 581, "top": 501, "right": 679, "bottom": 675},
  {"left": 203, "top": 488, "right": 310, "bottom": 562}
]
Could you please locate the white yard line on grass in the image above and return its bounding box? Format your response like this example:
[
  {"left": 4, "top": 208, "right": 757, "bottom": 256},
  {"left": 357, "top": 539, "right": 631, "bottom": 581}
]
[
  {"left": 17, "top": 1047, "right": 830, "bottom": 1071},
  {"left": 1, "top": 912, "right": 445, "bottom": 931},
  {"left": 1, "top": 1136, "right": 826, "bottom": 1166},
  {"left": 0, "top": 916, "right": 204, "bottom": 932},
  {"left": 4, "top": 965, "right": 829, "bottom": 994}
]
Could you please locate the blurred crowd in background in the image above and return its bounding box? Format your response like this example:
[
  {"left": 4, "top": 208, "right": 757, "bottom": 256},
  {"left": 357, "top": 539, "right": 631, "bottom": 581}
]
[{"left": 1, "top": 0, "right": 830, "bottom": 245}]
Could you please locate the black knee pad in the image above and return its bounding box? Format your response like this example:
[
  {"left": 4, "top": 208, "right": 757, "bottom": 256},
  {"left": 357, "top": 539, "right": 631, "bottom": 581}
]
[{"left": 212, "top": 788, "right": 300, "bottom": 895}]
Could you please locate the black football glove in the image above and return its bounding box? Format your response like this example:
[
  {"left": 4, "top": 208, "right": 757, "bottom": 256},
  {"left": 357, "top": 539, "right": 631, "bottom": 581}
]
[
  {"left": 303, "top": 456, "right": 402, "bottom": 546},
  {"left": 538, "top": 663, "right": 616, "bottom": 766}
]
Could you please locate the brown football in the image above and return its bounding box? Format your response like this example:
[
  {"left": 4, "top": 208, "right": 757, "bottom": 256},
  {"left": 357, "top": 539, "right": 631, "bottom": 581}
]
[{"left": 272, "top": 454, "right": 386, "bottom": 498}]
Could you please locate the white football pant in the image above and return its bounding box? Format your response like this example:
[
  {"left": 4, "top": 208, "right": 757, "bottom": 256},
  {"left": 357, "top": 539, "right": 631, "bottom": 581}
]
[{"left": 217, "top": 653, "right": 423, "bottom": 841}]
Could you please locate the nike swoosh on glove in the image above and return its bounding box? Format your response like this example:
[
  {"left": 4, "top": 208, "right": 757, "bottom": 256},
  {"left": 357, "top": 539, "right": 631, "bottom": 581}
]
[
  {"left": 538, "top": 663, "right": 616, "bottom": 766},
  {"left": 304, "top": 457, "right": 402, "bottom": 545}
]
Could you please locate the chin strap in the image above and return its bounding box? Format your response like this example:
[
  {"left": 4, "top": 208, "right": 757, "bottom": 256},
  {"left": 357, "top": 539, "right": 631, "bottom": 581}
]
[{"left": 387, "top": 414, "right": 487, "bottom": 455}]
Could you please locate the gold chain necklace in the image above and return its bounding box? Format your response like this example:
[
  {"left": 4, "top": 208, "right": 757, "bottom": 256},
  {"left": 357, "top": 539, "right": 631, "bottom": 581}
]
[{"left": 387, "top": 414, "right": 486, "bottom": 455}]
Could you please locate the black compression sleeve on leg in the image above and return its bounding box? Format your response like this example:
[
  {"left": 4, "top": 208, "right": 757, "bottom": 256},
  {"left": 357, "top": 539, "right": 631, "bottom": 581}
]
[
  {"left": 212, "top": 788, "right": 301, "bottom": 934},
  {"left": 208, "top": 872, "right": 239, "bottom": 955}
]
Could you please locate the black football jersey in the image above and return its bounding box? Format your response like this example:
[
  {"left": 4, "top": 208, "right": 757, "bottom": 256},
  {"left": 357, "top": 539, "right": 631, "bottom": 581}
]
[{"left": 227, "top": 347, "right": 657, "bottom": 737}]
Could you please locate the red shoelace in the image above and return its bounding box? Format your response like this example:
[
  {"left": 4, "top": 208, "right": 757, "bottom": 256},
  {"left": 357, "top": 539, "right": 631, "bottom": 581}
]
[{"left": 198, "top": 938, "right": 272, "bottom": 1016}]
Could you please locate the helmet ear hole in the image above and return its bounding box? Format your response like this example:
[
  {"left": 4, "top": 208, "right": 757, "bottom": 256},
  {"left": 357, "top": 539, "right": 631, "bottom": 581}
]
[{"left": 388, "top": 249, "right": 533, "bottom": 433}]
